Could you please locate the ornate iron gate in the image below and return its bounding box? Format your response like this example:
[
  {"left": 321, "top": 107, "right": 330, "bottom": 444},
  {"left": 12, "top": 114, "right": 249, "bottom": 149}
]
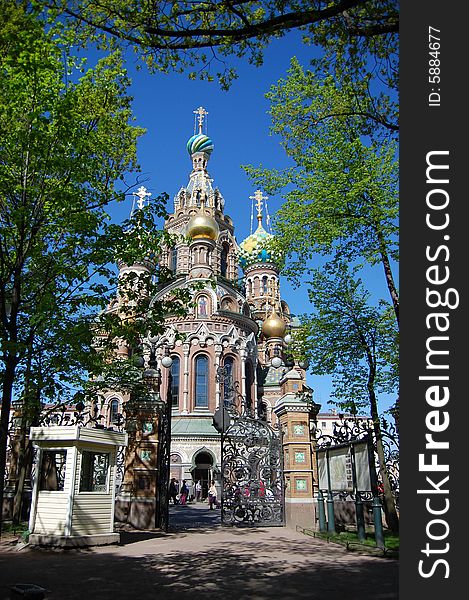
[{"left": 220, "top": 414, "right": 284, "bottom": 527}]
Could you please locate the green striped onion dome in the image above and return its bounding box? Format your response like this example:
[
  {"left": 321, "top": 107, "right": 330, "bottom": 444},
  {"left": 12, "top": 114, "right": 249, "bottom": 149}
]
[{"left": 187, "top": 133, "right": 214, "bottom": 155}]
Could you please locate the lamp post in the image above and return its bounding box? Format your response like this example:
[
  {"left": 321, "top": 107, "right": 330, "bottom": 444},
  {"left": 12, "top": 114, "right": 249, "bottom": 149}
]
[{"left": 142, "top": 339, "right": 173, "bottom": 531}]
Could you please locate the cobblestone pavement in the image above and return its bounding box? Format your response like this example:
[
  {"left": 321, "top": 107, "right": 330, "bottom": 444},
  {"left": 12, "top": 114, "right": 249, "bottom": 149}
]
[{"left": 0, "top": 506, "right": 398, "bottom": 600}]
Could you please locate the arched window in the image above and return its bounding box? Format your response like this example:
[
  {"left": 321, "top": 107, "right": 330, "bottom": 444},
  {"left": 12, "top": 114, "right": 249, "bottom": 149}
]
[
  {"left": 109, "top": 398, "right": 119, "bottom": 424},
  {"left": 245, "top": 363, "right": 254, "bottom": 415},
  {"left": 262, "top": 275, "right": 268, "bottom": 294},
  {"left": 253, "top": 277, "right": 260, "bottom": 296},
  {"left": 223, "top": 357, "right": 234, "bottom": 406},
  {"left": 170, "top": 356, "right": 180, "bottom": 408},
  {"left": 195, "top": 355, "right": 209, "bottom": 408},
  {"left": 170, "top": 247, "right": 178, "bottom": 272},
  {"left": 221, "top": 243, "right": 229, "bottom": 277}
]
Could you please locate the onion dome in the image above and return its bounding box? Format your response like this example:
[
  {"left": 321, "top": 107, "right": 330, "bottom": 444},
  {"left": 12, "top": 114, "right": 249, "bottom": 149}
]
[
  {"left": 239, "top": 223, "right": 281, "bottom": 269},
  {"left": 261, "top": 310, "right": 287, "bottom": 339},
  {"left": 187, "top": 133, "right": 214, "bottom": 156},
  {"left": 186, "top": 213, "right": 219, "bottom": 241}
]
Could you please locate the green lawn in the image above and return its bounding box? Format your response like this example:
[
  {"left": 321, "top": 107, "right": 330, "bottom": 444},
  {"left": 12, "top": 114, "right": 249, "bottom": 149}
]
[{"left": 302, "top": 527, "right": 399, "bottom": 555}]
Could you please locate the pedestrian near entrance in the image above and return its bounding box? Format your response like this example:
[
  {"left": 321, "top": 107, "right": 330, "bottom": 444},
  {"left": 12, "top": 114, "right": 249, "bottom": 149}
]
[
  {"left": 180, "top": 480, "right": 189, "bottom": 505},
  {"left": 208, "top": 481, "right": 219, "bottom": 509},
  {"left": 169, "top": 478, "right": 179, "bottom": 505},
  {"left": 195, "top": 480, "right": 202, "bottom": 502}
]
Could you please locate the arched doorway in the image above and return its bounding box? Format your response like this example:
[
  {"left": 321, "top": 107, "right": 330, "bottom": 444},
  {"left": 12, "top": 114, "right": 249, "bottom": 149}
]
[{"left": 192, "top": 450, "right": 214, "bottom": 500}]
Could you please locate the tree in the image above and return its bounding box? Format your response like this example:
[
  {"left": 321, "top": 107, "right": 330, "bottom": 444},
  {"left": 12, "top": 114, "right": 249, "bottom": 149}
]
[
  {"left": 0, "top": 3, "right": 187, "bottom": 533},
  {"left": 295, "top": 260, "right": 399, "bottom": 532},
  {"left": 244, "top": 57, "right": 399, "bottom": 325},
  {"left": 41, "top": 0, "right": 399, "bottom": 89}
]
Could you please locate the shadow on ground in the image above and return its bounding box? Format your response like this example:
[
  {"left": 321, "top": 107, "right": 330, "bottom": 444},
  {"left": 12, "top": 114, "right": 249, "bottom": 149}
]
[{"left": 0, "top": 526, "right": 398, "bottom": 600}]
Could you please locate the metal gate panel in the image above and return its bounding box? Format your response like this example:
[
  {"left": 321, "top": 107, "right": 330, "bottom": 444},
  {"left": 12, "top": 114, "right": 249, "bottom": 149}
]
[{"left": 221, "top": 415, "right": 284, "bottom": 527}]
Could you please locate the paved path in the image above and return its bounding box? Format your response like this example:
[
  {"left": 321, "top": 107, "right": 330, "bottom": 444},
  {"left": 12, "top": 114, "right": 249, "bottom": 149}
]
[
  {"left": 168, "top": 499, "right": 221, "bottom": 530},
  {"left": 0, "top": 507, "right": 398, "bottom": 600}
]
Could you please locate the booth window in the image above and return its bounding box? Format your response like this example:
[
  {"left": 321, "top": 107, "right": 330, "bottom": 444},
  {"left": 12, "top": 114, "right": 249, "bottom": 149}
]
[
  {"left": 80, "top": 452, "right": 109, "bottom": 492},
  {"left": 39, "top": 450, "right": 67, "bottom": 491}
]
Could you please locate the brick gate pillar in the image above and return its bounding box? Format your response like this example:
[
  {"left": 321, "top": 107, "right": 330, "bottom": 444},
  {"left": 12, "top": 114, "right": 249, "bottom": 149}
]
[{"left": 273, "top": 369, "right": 320, "bottom": 530}]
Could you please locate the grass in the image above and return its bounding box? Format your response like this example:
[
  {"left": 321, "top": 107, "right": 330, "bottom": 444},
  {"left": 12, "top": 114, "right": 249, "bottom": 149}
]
[
  {"left": 330, "top": 530, "right": 399, "bottom": 551},
  {"left": 1, "top": 521, "right": 30, "bottom": 540},
  {"left": 299, "top": 526, "right": 399, "bottom": 556}
]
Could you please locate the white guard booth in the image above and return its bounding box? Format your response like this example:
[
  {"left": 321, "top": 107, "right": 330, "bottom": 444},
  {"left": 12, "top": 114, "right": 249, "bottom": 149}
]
[{"left": 28, "top": 426, "right": 127, "bottom": 547}]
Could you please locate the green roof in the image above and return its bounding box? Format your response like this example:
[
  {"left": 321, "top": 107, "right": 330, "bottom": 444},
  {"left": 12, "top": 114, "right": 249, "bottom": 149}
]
[
  {"left": 257, "top": 365, "right": 288, "bottom": 387},
  {"left": 171, "top": 416, "right": 220, "bottom": 436}
]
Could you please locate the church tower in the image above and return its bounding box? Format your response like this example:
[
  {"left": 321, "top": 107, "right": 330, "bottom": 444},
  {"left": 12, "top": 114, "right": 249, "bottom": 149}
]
[{"left": 106, "top": 107, "right": 308, "bottom": 507}]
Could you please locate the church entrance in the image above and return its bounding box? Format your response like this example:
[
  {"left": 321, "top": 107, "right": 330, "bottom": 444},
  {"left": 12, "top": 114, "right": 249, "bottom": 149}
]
[{"left": 192, "top": 451, "right": 214, "bottom": 500}]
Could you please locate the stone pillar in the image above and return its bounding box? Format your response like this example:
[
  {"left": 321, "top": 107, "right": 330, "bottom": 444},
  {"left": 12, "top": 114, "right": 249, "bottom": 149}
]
[
  {"left": 116, "top": 397, "right": 161, "bottom": 529},
  {"left": 274, "top": 375, "right": 320, "bottom": 530}
]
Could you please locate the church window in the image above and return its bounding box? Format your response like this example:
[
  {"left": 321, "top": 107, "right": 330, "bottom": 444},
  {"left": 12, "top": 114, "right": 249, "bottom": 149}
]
[
  {"left": 262, "top": 276, "right": 268, "bottom": 294},
  {"left": 223, "top": 357, "right": 234, "bottom": 406},
  {"left": 195, "top": 355, "right": 209, "bottom": 408},
  {"left": 245, "top": 362, "right": 254, "bottom": 414},
  {"left": 170, "top": 356, "right": 180, "bottom": 407},
  {"left": 253, "top": 277, "right": 260, "bottom": 296},
  {"left": 170, "top": 248, "right": 178, "bottom": 272},
  {"left": 221, "top": 243, "right": 229, "bottom": 277},
  {"left": 109, "top": 398, "right": 119, "bottom": 424}
]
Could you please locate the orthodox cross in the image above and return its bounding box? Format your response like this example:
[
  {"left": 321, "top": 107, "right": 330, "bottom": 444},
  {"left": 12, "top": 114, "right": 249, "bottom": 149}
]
[
  {"left": 194, "top": 106, "right": 208, "bottom": 134},
  {"left": 249, "top": 189, "right": 268, "bottom": 224},
  {"left": 134, "top": 186, "right": 151, "bottom": 210}
]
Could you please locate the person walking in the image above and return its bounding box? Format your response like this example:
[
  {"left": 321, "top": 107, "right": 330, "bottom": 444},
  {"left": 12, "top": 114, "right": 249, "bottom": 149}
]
[
  {"left": 180, "top": 479, "right": 189, "bottom": 505},
  {"left": 208, "top": 481, "right": 219, "bottom": 509},
  {"left": 169, "top": 478, "right": 179, "bottom": 505},
  {"left": 195, "top": 480, "right": 202, "bottom": 502}
]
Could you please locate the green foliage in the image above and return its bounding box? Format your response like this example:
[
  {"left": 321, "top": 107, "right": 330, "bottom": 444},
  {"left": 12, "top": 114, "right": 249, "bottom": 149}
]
[
  {"left": 37, "top": 0, "right": 399, "bottom": 89},
  {"left": 296, "top": 261, "right": 398, "bottom": 410},
  {"left": 0, "top": 4, "right": 190, "bottom": 419},
  {"left": 245, "top": 57, "right": 398, "bottom": 269},
  {"left": 243, "top": 56, "right": 399, "bottom": 326}
]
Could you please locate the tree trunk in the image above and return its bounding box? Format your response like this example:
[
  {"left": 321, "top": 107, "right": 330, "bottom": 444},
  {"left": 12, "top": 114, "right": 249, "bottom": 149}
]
[
  {"left": 376, "top": 227, "right": 399, "bottom": 327},
  {"left": 0, "top": 358, "right": 18, "bottom": 537},
  {"left": 12, "top": 431, "right": 33, "bottom": 525},
  {"left": 369, "top": 383, "right": 399, "bottom": 533}
]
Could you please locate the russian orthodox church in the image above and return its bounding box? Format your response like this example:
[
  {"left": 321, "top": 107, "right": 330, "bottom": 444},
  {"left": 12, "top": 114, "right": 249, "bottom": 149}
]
[{"left": 106, "top": 107, "right": 308, "bottom": 507}]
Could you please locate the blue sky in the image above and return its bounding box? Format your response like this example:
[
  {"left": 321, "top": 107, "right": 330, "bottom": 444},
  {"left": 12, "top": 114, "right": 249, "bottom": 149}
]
[{"left": 101, "top": 31, "right": 396, "bottom": 413}]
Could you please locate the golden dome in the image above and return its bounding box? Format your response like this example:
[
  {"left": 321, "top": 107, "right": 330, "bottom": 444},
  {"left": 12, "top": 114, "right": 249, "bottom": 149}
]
[
  {"left": 186, "top": 213, "right": 219, "bottom": 241},
  {"left": 261, "top": 311, "right": 287, "bottom": 339}
]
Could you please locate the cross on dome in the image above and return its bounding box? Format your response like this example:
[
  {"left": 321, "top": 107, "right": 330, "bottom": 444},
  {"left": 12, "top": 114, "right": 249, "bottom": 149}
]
[
  {"left": 134, "top": 186, "right": 151, "bottom": 210},
  {"left": 250, "top": 189, "right": 268, "bottom": 225},
  {"left": 194, "top": 106, "right": 209, "bottom": 134}
]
